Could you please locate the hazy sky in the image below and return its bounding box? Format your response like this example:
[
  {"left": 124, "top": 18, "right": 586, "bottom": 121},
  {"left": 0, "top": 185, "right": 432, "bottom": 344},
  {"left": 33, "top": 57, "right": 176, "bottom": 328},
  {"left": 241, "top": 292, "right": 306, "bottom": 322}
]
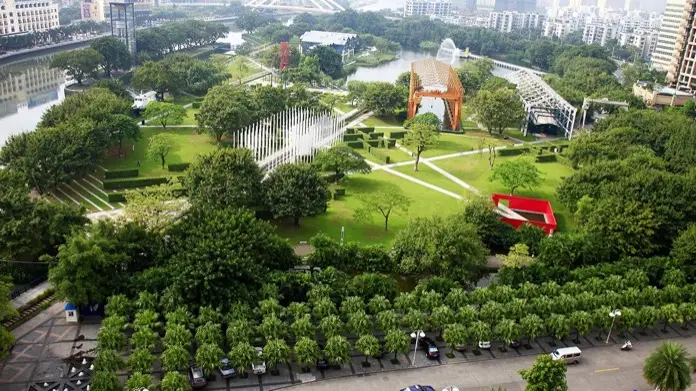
[{"left": 643, "top": 0, "right": 666, "bottom": 12}]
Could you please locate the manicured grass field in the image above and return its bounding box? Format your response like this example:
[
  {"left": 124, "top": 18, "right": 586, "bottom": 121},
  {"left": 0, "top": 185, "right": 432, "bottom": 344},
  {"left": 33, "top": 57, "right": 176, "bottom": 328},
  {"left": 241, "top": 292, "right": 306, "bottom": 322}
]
[
  {"left": 392, "top": 164, "right": 470, "bottom": 197},
  {"left": 434, "top": 154, "right": 576, "bottom": 230},
  {"left": 227, "top": 56, "right": 261, "bottom": 81},
  {"left": 404, "top": 132, "right": 512, "bottom": 158},
  {"left": 181, "top": 108, "right": 199, "bottom": 125},
  {"left": 356, "top": 146, "right": 414, "bottom": 164},
  {"left": 102, "top": 128, "right": 217, "bottom": 177},
  {"left": 363, "top": 115, "right": 403, "bottom": 127},
  {"left": 275, "top": 171, "right": 464, "bottom": 247},
  {"left": 503, "top": 128, "right": 536, "bottom": 142}
]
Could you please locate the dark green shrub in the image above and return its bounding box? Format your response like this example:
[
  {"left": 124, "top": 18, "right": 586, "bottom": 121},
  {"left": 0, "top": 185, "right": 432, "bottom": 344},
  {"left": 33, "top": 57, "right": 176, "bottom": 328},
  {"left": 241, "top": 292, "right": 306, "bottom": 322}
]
[
  {"left": 498, "top": 147, "right": 530, "bottom": 157},
  {"left": 103, "top": 169, "right": 139, "bottom": 179},
  {"left": 369, "top": 132, "right": 384, "bottom": 140},
  {"left": 103, "top": 177, "right": 169, "bottom": 190},
  {"left": 334, "top": 188, "right": 345, "bottom": 199},
  {"left": 167, "top": 163, "right": 191, "bottom": 172},
  {"left": 390, "top": 130, "right": 407, "bottom": 139},
  {"left": 346, "top": 141, "right": 364, "bottom": 149},
  {"left": 535, "top": 154, "right": 557, "bottom": 163},
  {"left": 107, "top": 193, "right": 127, "bottom": 203},
  {"left": 357, "top": 127, "right": 374, "bottom": 133},
  {"left": 382, "top": 138, "right": 396, "bottom": 148},
  {"left": 343, "top": 133, "right": 362, "bottom": 142},
  {"left": 191, "top": 102, "right": 201, "bottom": 109},
  {"left": 370, "top": 148, "right": 390, "bottom": 164}
]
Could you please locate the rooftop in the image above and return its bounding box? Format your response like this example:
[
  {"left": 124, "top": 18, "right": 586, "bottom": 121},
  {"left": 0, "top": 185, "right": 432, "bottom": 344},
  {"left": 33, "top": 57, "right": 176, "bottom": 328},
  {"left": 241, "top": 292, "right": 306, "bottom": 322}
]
[{"left": 300, "top": 31, "right": 357, "bottom": 46}]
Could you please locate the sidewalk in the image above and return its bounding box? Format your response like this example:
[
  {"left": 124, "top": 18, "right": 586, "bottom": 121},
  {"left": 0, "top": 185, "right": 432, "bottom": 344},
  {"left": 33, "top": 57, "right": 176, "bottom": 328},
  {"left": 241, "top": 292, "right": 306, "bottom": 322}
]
[{"left": 11, "top": 281, "right": 52, "bottom": 309}]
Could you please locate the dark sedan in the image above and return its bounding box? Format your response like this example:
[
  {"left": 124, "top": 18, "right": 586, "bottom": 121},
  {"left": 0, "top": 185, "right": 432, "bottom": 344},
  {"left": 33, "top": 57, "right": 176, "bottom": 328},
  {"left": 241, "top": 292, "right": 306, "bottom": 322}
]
[
  {"left": 400, "top": 385, "right": 436, "bottom": 391},
  {"left": 418, "top": 337, "right": 440, "bottom": 360}
]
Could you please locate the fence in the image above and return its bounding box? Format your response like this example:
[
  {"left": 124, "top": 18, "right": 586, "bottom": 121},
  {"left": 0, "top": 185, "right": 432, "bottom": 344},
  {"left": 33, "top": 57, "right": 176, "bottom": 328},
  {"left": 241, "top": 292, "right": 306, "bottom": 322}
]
[{"left": 8, "top": 274, "right": 47, "bottom": 300}]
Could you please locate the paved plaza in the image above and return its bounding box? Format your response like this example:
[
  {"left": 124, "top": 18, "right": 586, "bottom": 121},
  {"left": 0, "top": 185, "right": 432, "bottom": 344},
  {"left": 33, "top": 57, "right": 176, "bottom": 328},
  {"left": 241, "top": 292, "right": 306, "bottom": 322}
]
[{"left": 4, "top": 302, "right": 696, "bottom": 391}]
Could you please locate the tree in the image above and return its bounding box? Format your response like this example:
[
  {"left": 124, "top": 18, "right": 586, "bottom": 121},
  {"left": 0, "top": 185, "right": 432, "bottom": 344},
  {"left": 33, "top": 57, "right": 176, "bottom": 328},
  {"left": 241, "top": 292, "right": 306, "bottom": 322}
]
[
  {"left": 376, "top": 310, "right": 399, "bottom": 332},
  {"left": 359, "top": 82, "right": 406, "bottom": 116},
  {"left": 91, "top": 36, "right": 132, "bottom": 77},
  {"left": 94, "top": 349, "right": 124, "bottom": 373},
  {"left": 227, "top": 320, "right": 253, "bottom": 347},
  {"left": 403, "top": 308, "right": 428, "bottom": 331},
  {"left": 196, "top": 323, "right": 223, "bottom": 346},
  {"left": 569, "top": 311, "right": 592, "bottom": 342},
  {"left": 197, "top": 84, "right": 256, "bottom": 142},
  {"left": 313, "top": 145, "right": 371, "bottom": 184},
  {"left": 547, "top": 314, "right": 571, "bottom": 344},
  {"left": 643, "top": 342, "right": 692, "bottom": 391},
  {"left": 355, "top": 334, "right": 380, "bottom": 366},
  {"left": 500, "top": 243, "right": 535, "bottom": 269},
  {"left": 264, "top": 163, "right": 330, "bottom": 226},
  {"left": 324, "top": 335, "right": 351, "bottom": 367},
  {"left": 161, "top": 371, "right": 189, "bottom": 391},
  {"left": 384, "top": 329, "right": 409, "bottom": 362},
  {"left": 102, "top": 113, "right": 141, "bottom": 156},
  {"left": 401, "top": 123, "right": 439, "bottom": 172},
  {"left": 128, "top": 348, "right": 155, "bottom": 373},
  {"left": 308, "top": 45, "right": 344, "bottom": 79},
  {"left": 490, "top": 157, "right": 542, "bottom": 194},
  {"left": 431, "top": 305, "right": 455, "bottom": 338},
  {"left": 340, "top": 296, "right": 365, "bottom": 318},
  {"left": 131, "top": 328, "right": 158, "bottom": 350},
  {"left": 671, "top": 224, "right": 696, "bottom": 265},
  {"left": 161, "top": 345, "right": 189, "bottom": 372},
  {"left": 263, "top": 339, "right": 290, "bottom": 373},
  {"left": 93, "top": 79, "right": 133, "bottom": 102},
  {"left": 495, "top": 319, "right": 520, "bottom": 351},
  {"left": 520, "top": 314, "right": 545, "bottom": 347},
  {"left": 469, "top": 321, "right": 490, "bottom": 352},
  {"left": 368, "top": 295, "right": 391, "bottom": 314},
  {"left": 443, "top": 323, "right": 467, "bottom": 355},
  {"left": 404, "top": 112, "right": 440, "bottom": 129},
  {"left": 124, "top": 373, "right": 154, "bottom": 391},
  {"left": 194, "top": 343, "right": 223, "bottom": 377},
  {"left": 314, "top": 298, "right": 338, "bottom": 320},
  {"left": 132, "top": 61, "right": 179, "bottom": 100},
  {"left": 144, "top": 102, "right": 186, "bottom": 130},
  {"left": 294, "top": 337, "right": 321, "bottom": 371},
  {"left": 291, "top": 315, "right": 316, "bottom": 340},
  {"left": 519, "top": 354, "right": 568, "bottom": 391},
  {"left": 471, "top": 88, "right": 525, "bottom": 135},
  {"left": 354, "top": 186, "right": 411, "bottom": 231},
  {"left": 260, "top": 315, "right": 287, "bottom": 340},
  {"left": 147, "top": 133, "right": 175, "bottom": 169},
  {"left": 347, "top": 310, "right": 371, "bottom": 336},
  {"left": 185, "top": 148, "right": 264, "bottom": 210},
  {"left": 90, "top": 371, "right": 121, "bottom": 391},
  {"left": 50, "top": 48, "right": 104, "bottom": 85}
]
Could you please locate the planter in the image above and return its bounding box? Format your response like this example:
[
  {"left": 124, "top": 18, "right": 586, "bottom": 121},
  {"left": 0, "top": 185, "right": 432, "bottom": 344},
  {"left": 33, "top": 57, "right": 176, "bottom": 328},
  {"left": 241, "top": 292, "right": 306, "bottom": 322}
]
[
  {"left": 390, "top": 358, "right": 400, "bottom": 365},
  {"left": 361, "top": 361, "right": 371, "bottom": 368},
  {"left": 445, "top": 352, "right": 455, "bottom": 359},
  {"left": 240, "top": 373, "right": 248, "bottom": 379},
  {"left": 301, "top": 367, "right": 311, "bottom": 373},
  {"left": 270, "top": 369, "right": 280, "bottom": 376},
  {"left": 523, "top": 344, "right": 533, "bottom": 350},
  {"left": 473, "top": 350, "right": 481, "bottom": 356}
]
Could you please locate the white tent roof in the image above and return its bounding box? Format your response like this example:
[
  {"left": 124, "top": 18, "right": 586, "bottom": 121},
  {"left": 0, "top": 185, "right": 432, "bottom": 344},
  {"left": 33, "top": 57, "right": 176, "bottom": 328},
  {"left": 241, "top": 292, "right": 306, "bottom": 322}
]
[{"left": 300, "top": 31, "right": 357, "bottom": 46}]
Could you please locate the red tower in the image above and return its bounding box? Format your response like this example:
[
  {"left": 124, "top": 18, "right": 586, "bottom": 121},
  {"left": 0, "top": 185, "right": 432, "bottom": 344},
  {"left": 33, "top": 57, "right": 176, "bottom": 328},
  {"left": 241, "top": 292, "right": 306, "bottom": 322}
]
[{"left": 279, "top": 41, "right": 290, "bottom": 70}]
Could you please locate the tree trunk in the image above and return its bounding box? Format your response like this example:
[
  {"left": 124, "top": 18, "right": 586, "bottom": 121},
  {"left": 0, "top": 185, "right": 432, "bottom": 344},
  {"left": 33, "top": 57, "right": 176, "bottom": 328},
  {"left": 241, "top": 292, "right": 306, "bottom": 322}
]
[
  {"left": 413, "top": 152, "right": 421, "bottom": 172},
  {"left": 384, "top": 215, "right": 389, "bottom": 232},
  {"left": 393, "top": 352, "right": 397, "bottom": 360},
  {"left": 294, "top": 216, "right": 300, "bottom": 226},
  {"left": 335, "top": 170, "right": 341, "bottom": 184},
  {"left": 119, "top": 137, "right": 123, "bottom": 156},
  {"left": 160, "top": 156, "right": 165, "bottom": 169}
]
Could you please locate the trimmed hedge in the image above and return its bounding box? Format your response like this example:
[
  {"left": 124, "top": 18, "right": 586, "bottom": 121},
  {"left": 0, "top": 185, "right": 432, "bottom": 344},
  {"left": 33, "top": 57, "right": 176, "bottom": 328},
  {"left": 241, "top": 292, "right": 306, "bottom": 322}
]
[
  {"left": 366, "top": 139, "right": 379, "bottom": 147},
  {"left": 390, "top": 130, "right": 407, "bottom": 139},
  {"left": 498, "top": 147, "right": 530, "bottom": 157},
  {"left": 343, "top": 133, "right": 362, "bottom": 142},
  {"left": 369, "top": 132, "right": 384, "bottom": 140},
  {"left": 191, "top": 102, "right": 201, "bottom": 109},
  {"left": 103, "top": 177, "right": 169, "bottom": 190},
  {"left": 107, "top": 193, "right": 127, "bottom": 203},
  {"left": 345, "top": 128, "right": 356, "bottom": 134},
  {"left": 334, "top": 188, "right": 345, "bottom": 199},
  {"left": 346, "top": 141, "right": 364, "bottom": 149},
  {"left": 356, "top": 127, "right": 375, "bottom": 133},
  {"left": 536, "top": 154, "right": 557, "bottom": 163},
  {"left": 382, "top": 138, "right": 396, "bottom": 148},
  {"left": 369, "top": 147, "right": 391, "bottom": 164},
  {"left": 168, "top": 162, "right": 191, "bottom": 172},
  {"left": 104, "top": 169, "right": 139, "bottom": 179}
]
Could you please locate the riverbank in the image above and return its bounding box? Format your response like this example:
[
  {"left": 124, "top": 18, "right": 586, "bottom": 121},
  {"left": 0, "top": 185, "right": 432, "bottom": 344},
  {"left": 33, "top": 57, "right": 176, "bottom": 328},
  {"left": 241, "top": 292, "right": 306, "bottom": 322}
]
[{"left": 344, "top": 50, "right": 397, "bottom": 74}]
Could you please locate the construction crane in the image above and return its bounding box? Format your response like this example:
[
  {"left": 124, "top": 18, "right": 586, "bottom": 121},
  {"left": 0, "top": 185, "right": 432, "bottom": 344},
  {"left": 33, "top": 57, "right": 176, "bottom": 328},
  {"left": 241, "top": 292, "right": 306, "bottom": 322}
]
[{"left": 581, "top": 98, "right": 629, "bottom": 128}]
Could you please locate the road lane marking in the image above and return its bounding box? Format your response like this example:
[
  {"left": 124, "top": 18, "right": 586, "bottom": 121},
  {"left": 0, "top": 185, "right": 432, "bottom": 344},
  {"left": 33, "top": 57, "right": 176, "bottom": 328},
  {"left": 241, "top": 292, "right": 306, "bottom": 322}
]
[{"left": 595, "top": 368, "right": 620, "bottom": 373}]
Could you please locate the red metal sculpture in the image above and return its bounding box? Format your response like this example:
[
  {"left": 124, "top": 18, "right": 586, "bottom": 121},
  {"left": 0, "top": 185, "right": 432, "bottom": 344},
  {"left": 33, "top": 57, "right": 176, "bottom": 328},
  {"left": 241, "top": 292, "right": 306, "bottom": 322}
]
[{"left": 279, "top": 41, "right": 290, "bottom": 70}]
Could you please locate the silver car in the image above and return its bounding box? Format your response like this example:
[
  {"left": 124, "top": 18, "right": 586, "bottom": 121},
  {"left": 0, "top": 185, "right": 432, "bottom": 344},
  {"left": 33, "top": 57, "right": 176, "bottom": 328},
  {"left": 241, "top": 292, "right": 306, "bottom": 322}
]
[
  {"left": 252, "top": 347, "right": 266, "bottom": 375},
  {"left": 219, "top": 357, "right": 236, "bottom": 378}
]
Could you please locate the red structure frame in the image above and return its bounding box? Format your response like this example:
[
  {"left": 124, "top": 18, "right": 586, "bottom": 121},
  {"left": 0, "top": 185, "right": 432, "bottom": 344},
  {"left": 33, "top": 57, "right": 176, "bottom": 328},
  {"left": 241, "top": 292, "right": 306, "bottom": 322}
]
[
  {"left": 279, "top": 41, "right": 290, "bottom": 70},
  {"left": 491, "top": 193, "right": 557, "bottom": 235}
]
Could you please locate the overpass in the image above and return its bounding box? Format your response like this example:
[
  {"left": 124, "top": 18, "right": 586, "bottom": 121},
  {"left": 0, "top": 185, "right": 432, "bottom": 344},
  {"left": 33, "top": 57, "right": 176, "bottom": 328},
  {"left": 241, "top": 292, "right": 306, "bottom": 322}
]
[
  {"left": 244, "top": 0, "right": 344, "bottom": 14},
  {"left": 460, "top": 51, "right": 547, "bottom": 76}
]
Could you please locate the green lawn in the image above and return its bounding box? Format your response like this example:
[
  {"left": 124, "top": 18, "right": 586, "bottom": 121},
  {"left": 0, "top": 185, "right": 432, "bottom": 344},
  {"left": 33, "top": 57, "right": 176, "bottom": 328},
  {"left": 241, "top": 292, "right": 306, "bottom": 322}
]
[
  {"left": 181, "top": 107, "right": 199, "bottom": 125},
  {"left": 405, "top": 132, "right": 512, "bottom": 158},
  {"left": 274, "top": 171, "right": 464, "bottom": 247},
  {"left": 335, "top": 102, "right": 355, "bottom": 113},
  {"left": 227, "top": 56, "right": 261, "bottom": 81},
  {"left": 363, "top": 115, "right": 403, "bottom": 127},
  {"left": 356, "top": 145, "right": 413, "bottom": 164},
  {"left": 434, "top": 155, "right": 576, "bottom": 230},
  {"left": 392, "top": 164, "right": 470, "bottom": 198},
  {"left": 102, "top": 128, "right": 217, "bottom": 177},
  {"left": 503, "top": 128, "right": 536, "bottom": 142}
]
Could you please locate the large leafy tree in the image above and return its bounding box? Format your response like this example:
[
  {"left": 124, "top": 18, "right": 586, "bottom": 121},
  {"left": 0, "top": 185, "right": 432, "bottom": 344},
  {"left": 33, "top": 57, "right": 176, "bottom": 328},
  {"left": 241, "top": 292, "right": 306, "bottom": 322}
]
[
  {"left": 519, "top": 354, "right": 568, "bottom": 391},
  {"left": 50, "top": 48, "right": 104, "bottom": 85},
  {"left": 264, "top": 163, "right": 330, "bottom": 226},
  {"left": 163, "top": 206, "right": 295, "bottom": 309},
  {"left": 294, "top": 337, "right": 321, "bottom": 371},
  {"left": 161, "top": 372, "right": 189, "bottom": 391},
  {"left": 443, "top": 323, "right": 467, "bottom": 354},
  {"left": 643, "top": 342, "right": 692, "bottom": 391},
  {"left": 324, "top": 335, "right": 351, "bottom": 366},
  {"left": 489, "top": 157, "right": 542, "bottom": 194},
  {"left": 101, "top": 114, "right": 141, "bottom": 156},
  {"left": 313, "top": 145, "right": 371, "bottom": 184},
  {"left": 90, "top": 371, "right": 121, "bottom": 391},
  {"left": 132, "top": 61, "right": 180, "bottom": 100},
  {"left": 471, "top": 87, "right": 525, "bottom": 135},
  {"left": 308, "top": 45, "right": 344, "bottom": 79},
  {"left": 91, "top": 36, "right": 132, "bottom": 77},
  {"left": 124, "top": 373, "right": 154, "bottom": 391},
  {"left": 161, "top": 345, "right": 189, "bottom": 371},
  {"left": 384, "top": 329, "right": 409, "bottom": 361},
  {"left": 263, "top": 338, "right": 290, "bottom": 372},
  {"left": 144, "top": 102, "right": 186, "bottom": 130},
  {"left": 196, "top": 343, "right": 224, "bottom": 376},
  {"left": 359, "top": 81, "right": 406, "bottom": 116},
  {"left": 402, "top": 123, "right": 439, "bottom": 172},
  {"left": 355, "top": 334, "right": 380, "bottom": 365},
  {"left": 230, "top": 342, "right": 257, "bottom": 377},
  {"left": 185, "top": 148, "right": 264, "bottom": 210},
  {"left": 354, "top": 186, "right": 410, "bottom": 231},
  {"left": 147, "top": 133, "right": 175, "bottom": 169},
  {"left": 197, "top": 84, "right": 256, "bottom": 142}
]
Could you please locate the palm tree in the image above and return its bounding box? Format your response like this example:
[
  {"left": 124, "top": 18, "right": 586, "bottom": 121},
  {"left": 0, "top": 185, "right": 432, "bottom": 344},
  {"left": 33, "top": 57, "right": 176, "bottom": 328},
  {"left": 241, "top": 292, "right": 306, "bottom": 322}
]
[{"left": 643, "top": 342, "right": 692, "bottom": 391}]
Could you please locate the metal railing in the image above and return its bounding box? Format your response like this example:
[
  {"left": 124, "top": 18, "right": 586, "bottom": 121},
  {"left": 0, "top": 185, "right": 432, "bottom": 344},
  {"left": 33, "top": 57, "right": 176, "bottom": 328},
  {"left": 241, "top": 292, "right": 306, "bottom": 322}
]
[{"left": 8, "top": 274, "right": 47, "bottom": 300}]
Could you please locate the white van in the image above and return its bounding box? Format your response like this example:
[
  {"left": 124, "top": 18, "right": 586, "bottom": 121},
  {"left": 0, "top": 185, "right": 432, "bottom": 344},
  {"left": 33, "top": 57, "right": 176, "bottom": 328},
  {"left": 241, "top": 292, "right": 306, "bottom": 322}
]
[{"left": 550, "top": 346, "right": 581, "bottom": 364}]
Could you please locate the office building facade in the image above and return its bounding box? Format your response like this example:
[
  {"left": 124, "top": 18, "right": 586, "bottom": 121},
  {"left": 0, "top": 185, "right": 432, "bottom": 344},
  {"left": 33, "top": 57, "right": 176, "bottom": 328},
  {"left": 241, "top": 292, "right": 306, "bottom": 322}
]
[
  {"left": 652, "top": 0, "right": 687, "bottom": 72},
  {"left": 0, "top": 0, "right": 59, "bottom": 35}
]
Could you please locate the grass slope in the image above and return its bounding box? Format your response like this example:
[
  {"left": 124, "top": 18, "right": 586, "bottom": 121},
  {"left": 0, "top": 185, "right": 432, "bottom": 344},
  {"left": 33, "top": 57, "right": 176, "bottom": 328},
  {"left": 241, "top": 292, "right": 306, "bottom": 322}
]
[{"left": 275, "top": 170, "right": 463, "bottom": 247}]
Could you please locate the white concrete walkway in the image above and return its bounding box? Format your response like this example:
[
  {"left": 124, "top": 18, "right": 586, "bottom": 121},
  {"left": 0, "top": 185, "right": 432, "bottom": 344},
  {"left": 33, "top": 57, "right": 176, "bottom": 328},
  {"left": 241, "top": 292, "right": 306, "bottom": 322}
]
[{"left": 11, "top": 281, "right": 53, "bottom": 309}]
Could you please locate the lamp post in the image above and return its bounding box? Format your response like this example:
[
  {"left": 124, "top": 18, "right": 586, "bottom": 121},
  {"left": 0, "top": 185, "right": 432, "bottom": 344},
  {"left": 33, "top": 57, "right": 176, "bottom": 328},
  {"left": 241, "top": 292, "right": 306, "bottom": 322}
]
[
  {"left": 410, "top": 330, "right": 425, "bottom": 367},
  {"left": 606, "top": 309, "right": 622, "bottom": 344}
]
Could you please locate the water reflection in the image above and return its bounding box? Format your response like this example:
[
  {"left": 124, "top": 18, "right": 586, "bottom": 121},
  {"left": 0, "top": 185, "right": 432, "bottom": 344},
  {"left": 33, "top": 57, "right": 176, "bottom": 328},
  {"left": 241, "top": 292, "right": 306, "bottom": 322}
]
[{"left": 0, "top": 55, "right": 65, "bottom": 147}]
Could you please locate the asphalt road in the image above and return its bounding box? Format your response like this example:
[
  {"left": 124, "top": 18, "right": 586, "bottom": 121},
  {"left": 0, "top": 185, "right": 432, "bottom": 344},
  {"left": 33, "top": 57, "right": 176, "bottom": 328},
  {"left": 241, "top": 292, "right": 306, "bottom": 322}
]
[{"left": 285, "top": 337, "right": 696, "bottom": 391}]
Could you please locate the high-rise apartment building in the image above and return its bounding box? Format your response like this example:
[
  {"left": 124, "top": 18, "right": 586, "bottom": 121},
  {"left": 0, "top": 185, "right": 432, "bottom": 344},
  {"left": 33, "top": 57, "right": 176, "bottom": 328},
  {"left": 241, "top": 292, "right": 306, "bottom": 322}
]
[
  {"left": 668, "top": 0, "right": 696, "bottom": 90},
  {"left": 0, "top": 0, "right": 60, "bottom": 35},
  {"left": 404, "top": 0, "right": 453, "bottom": 17},
  {"left": 487, "top": 11, "right": 545, "bottom": 32},
  {"left": 652, "top": 0, "right": 687, "bottom": 72},
  {"left": 623, "top": 0, "right": 640, "bottom": 11},
  {"left": 619, "top": 28, "right": 658, "bottom": 59},
  {"left": 583, "top": 23, "right": 620, "bottom": 45},
  {"left": 81, "top": 0, "right": 105, "bottom": 21}
]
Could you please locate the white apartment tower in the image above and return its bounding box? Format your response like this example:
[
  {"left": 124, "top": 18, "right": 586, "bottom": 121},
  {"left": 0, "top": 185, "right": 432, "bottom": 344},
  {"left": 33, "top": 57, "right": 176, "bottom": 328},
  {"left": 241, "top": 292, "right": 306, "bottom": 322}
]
[
  {"left": 404, "top": 0, "right": 453, "bottom": 17},
  {"left": 0, "top": 0, "right": 59, "bottom": 35},
  {"left": 583, "top": 23, "right": 620, "bottom": 46},
  {"left": 652, "top": 0, "right": 688, "bottom": 72},
  {"left": 80, "top": 0, "right": 105, "bottom": 22},
  {"left": 488, "top": 11, "right": 544, "bottom": 32},
  {"left": 619, "top": 29, "right": 658, "bottom": 59},
  {"left": 668, "top": 0, "right": 696, "bottom": 91}
]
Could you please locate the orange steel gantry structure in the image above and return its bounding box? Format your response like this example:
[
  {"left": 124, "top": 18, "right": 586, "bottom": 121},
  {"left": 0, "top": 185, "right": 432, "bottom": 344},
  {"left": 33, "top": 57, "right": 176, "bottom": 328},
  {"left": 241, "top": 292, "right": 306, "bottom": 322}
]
[{"left": 407, "top": 59, "right": 465, "bottom": 130}]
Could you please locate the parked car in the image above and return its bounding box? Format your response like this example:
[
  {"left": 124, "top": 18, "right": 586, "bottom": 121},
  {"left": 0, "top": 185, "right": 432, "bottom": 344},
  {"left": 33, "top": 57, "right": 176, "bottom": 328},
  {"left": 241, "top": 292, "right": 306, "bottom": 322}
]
[
  {"left": 252, "top": 347, "right": 267, "bottom": 375},
  {"left": 509, "top": 340, "right": 522, "bottom": 349},
  {"left": 219, "top": 357, "right": 236, "bottom": 378},
  {"left": 418, "top": 337, "right": 440, "bottom": 360},
  {"left": 478, "top": 341, "right": 491, "bottom": 349},
  {"left": 551, "top": 346, "right": 582, "bottom": 364},
  {"left": 400, "top": 385, "right": 436, "bottom": 391},
  {"left": 189, "top": 366, "right": 207, "bottom": 389}
]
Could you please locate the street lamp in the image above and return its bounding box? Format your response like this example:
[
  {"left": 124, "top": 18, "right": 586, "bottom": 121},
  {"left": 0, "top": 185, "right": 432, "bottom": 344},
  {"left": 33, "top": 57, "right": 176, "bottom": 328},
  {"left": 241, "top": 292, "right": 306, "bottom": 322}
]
[
  {"left": 606, "top": 309, "right": 622, "bottom": 344},
  {"left": 410, "top": 330, "right": 425, "bottom": 367}
]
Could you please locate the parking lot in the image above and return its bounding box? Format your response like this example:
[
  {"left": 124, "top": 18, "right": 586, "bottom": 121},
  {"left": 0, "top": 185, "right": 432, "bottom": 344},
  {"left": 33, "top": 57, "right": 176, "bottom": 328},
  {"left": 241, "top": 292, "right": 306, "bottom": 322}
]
[{"left": 3, "top": 302, "right": 696, "bottom": 391}]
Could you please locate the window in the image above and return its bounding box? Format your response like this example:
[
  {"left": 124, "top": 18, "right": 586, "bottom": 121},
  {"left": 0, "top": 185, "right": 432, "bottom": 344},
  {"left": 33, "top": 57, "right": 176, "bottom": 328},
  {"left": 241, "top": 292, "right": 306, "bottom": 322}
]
[{"left": 67, "top": 311, "right": 75, "bottom": 317}]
